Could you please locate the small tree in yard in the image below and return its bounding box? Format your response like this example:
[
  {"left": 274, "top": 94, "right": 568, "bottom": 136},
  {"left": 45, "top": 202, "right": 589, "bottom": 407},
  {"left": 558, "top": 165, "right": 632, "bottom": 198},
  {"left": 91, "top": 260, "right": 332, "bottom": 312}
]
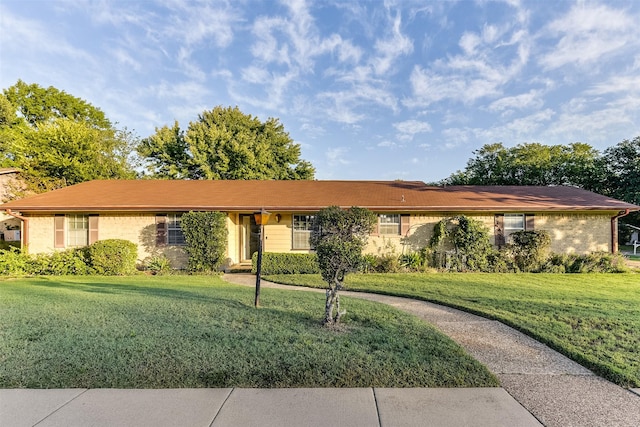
[
  {"left": 310, "top": 206, "right": 377, "bottom": 326},
  {"left": 181, "top": 211, "right": 227, "bottom": 273}
]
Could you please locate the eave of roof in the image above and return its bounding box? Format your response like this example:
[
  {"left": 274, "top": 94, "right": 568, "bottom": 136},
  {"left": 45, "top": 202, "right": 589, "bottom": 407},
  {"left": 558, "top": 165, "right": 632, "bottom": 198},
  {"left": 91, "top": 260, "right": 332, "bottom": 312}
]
[{"left": 2, "top": 180, "right": 639, "bottom": 213}]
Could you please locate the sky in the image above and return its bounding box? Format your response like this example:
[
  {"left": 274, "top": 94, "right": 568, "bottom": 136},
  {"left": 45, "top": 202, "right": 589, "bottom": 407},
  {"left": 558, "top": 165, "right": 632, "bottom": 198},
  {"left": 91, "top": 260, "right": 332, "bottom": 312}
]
[{"left": 1, "top": 0, "right": 639, "bottom": 182}]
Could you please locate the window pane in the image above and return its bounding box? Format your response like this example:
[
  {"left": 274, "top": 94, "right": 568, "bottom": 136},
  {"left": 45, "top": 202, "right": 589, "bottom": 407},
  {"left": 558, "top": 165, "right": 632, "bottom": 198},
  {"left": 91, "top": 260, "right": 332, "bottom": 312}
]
[
  {"left": 504, "top": 214, "right": 525, "bottom": 230},
  {"left": 167, "top": 213, "right": 185, "bottom": 245},
  {"left": 293, "top": 215, "right": 315, "bottom": 250},
  {"left": 379, "top": 214, "right": 400, "bottom": 235},
  {"left": 67, "top": 215, "right": 88, "bottom": 247}
]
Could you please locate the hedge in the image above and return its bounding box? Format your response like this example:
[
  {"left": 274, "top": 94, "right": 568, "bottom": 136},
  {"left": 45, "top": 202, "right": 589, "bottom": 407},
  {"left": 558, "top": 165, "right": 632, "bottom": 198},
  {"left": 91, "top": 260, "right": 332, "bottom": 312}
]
[{"left": 252, "top": 252, "right": 320, "bottom": 275}]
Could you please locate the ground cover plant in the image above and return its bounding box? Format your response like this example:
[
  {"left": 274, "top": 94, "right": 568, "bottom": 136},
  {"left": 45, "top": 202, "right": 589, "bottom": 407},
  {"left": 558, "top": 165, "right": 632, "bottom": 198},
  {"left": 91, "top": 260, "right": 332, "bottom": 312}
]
[
  {"left": 265, "top": 273, "right": 640, "bottom": 388},
  {"left": 0, "top": 276, "right": 497, "bottom": 389}
]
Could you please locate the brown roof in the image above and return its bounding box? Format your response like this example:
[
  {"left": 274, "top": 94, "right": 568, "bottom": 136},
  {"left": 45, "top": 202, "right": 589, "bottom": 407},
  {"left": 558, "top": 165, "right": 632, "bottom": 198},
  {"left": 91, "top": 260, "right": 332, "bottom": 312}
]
[{"left": 2, "top": 180, "right": 638, "bottom": 213}]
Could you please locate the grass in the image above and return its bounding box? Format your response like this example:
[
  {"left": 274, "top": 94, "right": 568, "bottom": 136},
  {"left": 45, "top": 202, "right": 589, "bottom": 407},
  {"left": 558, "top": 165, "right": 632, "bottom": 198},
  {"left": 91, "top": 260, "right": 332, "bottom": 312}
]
[
  {"left": 0, "top": 275, "right": 497, "bottom": 389},
  {"left": 265, "top": 273, "right": 640, "bottom": 388}
]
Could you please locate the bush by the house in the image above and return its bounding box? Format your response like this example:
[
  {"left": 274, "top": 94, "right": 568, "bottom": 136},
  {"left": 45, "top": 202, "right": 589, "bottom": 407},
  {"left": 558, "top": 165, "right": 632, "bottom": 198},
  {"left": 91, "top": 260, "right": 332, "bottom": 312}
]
[
  {"left": 361, "top": 252, "right": 401, "bottom": 273},
  {"left": 30, "top": 248, "right": 89, "bottom": 275},
  {"left": 510, "top": 230, "right": 552, "bottom": 272},
  {"left": 0, "top": 247, "right": 30, "bottom": 275},
  {"left": 252, "top": 252, "right": 320, "bottom": 275},
  {"left": 541, "top": 252, "right": 628, "bottom": 273},
  {"left": 181, "top": 211, "right": 227, "bottom": 273},
  {"left": 428, "top": 216, "right": 493, "bottom": 272},
  {"left": 86, "top": 239, "right": 138, "bottom": 275},
  {"left": 0, "top": 240, "right": 138, "bottom": 276},
  {"left": 143, "top": 254, "right": 172, "bottom": 275}
]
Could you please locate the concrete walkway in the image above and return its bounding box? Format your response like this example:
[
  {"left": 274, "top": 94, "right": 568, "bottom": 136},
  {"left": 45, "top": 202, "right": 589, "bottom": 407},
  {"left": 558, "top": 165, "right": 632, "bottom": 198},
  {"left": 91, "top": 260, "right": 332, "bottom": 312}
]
[
  {"left": 0, "top": 387, "right": 540, "bottom": 427},
  {"left": 223, "top": 274, "right": 640, "bottom": 427}
]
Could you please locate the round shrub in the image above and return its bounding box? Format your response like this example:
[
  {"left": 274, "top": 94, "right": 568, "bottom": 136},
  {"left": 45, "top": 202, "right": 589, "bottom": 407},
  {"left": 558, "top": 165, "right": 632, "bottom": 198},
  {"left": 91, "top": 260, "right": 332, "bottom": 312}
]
[{"left": 87, "top": 239, "right": 138, "bottom": 275}]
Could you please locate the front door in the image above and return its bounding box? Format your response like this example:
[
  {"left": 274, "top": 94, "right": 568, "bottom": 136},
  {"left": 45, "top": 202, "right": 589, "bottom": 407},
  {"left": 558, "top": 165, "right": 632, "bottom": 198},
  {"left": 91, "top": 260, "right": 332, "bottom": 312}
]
[{"left": 241, "top": 215, "right": 258, "bottom": 262}]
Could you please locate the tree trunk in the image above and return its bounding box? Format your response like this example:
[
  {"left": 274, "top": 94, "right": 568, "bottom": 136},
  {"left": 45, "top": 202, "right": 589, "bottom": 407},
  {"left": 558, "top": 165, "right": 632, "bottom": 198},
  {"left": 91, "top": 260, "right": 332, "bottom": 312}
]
[{"left": 323, "top": 278, "right": 345, "bottom": 325}]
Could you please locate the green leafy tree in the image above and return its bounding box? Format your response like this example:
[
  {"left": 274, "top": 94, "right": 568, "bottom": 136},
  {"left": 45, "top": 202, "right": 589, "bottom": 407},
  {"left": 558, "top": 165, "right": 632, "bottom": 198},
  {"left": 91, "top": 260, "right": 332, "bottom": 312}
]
[
  {"left": 310, "top": 206, "right": 376, "bottom": 325},
  {"left": 445, "top": 142, "right": 600, "bottom": 187},
  {"left": 1, "top": 81, "right": 137, "bottom": 197},
  {"left": 594, "top": 137, "right": 640, "bottom": 205},
  {"left": 180, "top": 211, "right": 228, "bottom": 273},
  {"left": 3, "top": 80, "right": 111, "bottom": 128},
  {"left": 138, "top": 106, "right": 315, "bottom": 180},
  {"left": 593, "top": 137, "right": 640, "bottom": 237}
]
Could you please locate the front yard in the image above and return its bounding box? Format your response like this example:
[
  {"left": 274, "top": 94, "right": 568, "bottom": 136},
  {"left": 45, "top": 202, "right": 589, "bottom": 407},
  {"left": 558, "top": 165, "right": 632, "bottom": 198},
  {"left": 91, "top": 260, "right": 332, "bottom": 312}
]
[
  {"left": 0, "top": 276, "right": 497, "bottom": 388},
  {"left": 266, "top": 273, "right": 640, "bottom": 388}
]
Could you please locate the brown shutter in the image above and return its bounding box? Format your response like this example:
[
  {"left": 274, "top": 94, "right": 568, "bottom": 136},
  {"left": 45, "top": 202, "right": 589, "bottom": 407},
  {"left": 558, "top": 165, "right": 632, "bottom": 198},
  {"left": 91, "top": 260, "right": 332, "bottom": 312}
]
[
  {"left": 88, "top": 215, "right": 99, "bottom": 244},
  {"left": 54, "top": 215, "right": 65, "bottom": 248},
  {"left": 525, "top": 214, "right": 535, "bottom": 231},
  {"left": 370, "top": 214, "right": 379, "bottom": 235},
  {"left": 400, "top": 214, "right": 410, "bottom": 236},
  {"left": 494, "top": 214, "right": 505, "bottom": 247},
  {"left": 156, "top": 215, "right": 167, "bottom": 246}
]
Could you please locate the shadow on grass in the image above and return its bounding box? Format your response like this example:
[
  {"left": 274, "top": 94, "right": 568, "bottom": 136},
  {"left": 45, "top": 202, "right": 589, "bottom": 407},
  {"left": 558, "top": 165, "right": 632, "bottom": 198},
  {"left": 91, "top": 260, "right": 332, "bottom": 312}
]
[
  {"left": 26, "top": 277, "right": 247, "bottom": 304},
  {"left": 25, "top": 277, "right": 326, "bottom": 327}
]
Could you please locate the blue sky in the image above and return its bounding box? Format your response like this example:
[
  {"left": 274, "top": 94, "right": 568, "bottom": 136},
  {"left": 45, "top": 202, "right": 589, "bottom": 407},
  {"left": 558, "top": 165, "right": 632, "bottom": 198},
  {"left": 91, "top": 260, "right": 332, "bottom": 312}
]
[{"left": 1, "top": 1, "right": 639, "bottom": 182}]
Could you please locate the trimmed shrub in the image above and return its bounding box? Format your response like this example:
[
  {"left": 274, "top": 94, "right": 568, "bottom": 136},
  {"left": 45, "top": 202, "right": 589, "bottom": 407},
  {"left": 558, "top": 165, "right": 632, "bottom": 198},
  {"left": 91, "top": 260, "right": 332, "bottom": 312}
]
[
  {"left": 181, "top": 211, "right": 227, "bottom": 273},
  {"left": 86, "top": 239, "right": 138, "bottom": 275},
  {"left": 252, "top": 252, "right": 320, "bottom": 275}
]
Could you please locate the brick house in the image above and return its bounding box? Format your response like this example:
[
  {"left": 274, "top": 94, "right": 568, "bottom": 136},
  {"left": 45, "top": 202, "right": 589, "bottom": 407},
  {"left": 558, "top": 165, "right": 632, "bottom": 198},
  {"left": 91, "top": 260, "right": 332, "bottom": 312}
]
[{"left": 2, "top": 180, "right": 638, "bottom": 268}]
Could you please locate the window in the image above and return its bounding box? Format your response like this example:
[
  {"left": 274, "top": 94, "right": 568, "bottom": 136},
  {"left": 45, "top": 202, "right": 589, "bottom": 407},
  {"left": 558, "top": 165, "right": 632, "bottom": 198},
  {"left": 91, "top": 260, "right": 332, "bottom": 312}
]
[
  {"left": 504, "top": 213, "right": 525, "bottom": 241},
  {"left": 293, "top": 214, "right": 315, "bottom": 250},
  {"left": 167, "top": 213, "right": 185, "bottom": 245},
  {"left": 67, "top": 214, "right": 88, "bottom": 247},
  {"left": 378, "top": 214, "right": 401, "bottom": 235}
]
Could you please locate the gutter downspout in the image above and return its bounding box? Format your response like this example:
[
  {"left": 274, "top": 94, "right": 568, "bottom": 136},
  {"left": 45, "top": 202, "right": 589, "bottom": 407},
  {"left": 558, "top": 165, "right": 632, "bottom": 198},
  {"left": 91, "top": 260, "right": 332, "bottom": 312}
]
[
  {"left": 4, "top": 209, "right": 28, "bottom": 253},
  {"left": 611, "top": 209, "right": 630, "bottom": 254}
]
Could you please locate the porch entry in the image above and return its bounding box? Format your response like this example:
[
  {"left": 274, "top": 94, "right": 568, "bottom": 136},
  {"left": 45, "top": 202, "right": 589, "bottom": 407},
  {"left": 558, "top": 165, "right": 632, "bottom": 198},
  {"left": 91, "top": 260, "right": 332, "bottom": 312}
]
[{"left": 240, "top": 214, "right": 259, "bottom": 263}]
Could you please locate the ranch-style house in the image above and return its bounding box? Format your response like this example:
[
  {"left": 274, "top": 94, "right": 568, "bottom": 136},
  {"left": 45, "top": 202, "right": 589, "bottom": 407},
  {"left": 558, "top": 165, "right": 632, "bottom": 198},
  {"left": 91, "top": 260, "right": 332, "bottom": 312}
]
[{"left": 2, "top": 180, "right": 638, "bottom": 268}]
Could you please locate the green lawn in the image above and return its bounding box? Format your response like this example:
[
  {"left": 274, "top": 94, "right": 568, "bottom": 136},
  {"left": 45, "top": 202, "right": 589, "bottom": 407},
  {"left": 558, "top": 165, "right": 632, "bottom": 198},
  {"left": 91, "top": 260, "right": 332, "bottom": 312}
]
[
  {"left": 266, "top": 273, "right": 640, "bottom": 388},
  {"left": 0, "top": 276, "right": 497, "bottom": 389}
]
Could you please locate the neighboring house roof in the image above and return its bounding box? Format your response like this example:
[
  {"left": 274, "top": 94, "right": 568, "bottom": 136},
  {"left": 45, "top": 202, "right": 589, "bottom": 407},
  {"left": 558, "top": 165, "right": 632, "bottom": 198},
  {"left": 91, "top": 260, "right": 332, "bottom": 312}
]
[{"left": 2, "top": 180, "right": 638, "bottom": 214}]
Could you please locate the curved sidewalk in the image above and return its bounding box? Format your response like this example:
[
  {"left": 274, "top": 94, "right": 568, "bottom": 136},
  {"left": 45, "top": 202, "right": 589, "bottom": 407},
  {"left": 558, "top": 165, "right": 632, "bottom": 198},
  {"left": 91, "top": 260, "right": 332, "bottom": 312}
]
[{"left": 223, "top": 274, "right": 640, "bottom": 427}]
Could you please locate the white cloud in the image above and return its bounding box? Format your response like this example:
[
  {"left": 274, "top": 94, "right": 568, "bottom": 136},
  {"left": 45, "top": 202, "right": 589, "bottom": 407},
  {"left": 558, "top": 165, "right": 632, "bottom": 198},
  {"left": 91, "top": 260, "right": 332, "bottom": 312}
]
[
  {"left": 487, "top": 90, "right": 544, "bottom": 113},
  {"left": 393, "top": 119, "right": 432, "bottom": 141},
  {"left": 404, "top": 8, "right": 530, "bottom": 109},
  {"left": 539, "top": 3, "right": 637, "bottom": 70},
  {"left": 585, "top": 75, "right": 640, "bottom": 96},
  {"left": 371, "top": 9, "right": 413, "bottom": 75},
  {"left": 326, "top": 147, "right": 351, "bottom": 166}
]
